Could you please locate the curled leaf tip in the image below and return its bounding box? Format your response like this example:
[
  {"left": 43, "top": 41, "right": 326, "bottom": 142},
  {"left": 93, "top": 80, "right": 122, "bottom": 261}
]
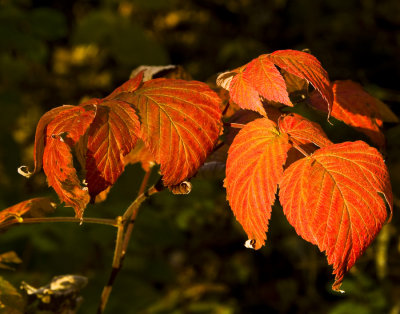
[
  {"left": 170, "top": 181, "right": 192, "bottom": 195},
  {"left": 216, "top": 71, "right": 236, "bottom": 90},
  {"left": 244, "top": 239, "right": 256, "bottom": 249},
  {"left": 18, "top": 166, "right": 33, "bottom": 178}
]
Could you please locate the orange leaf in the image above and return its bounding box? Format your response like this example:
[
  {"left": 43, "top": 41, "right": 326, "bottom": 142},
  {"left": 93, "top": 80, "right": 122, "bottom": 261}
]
[
  {"left": 19, "top": 105, "right": 74, "bottom": 178},
  {"left": 267, "top": 50, "right": 333, "bottom": 112},
  {"left": 243, "top": 55, "right": 293, "bottom": 107},
  {"left": 124, "top": 78, "right": 222, "bottom": 186},
  {"left": 279, "top": 141, "right": 393, "bottom": 291},
  {"left": 225, "top": 118, "right": 291, "bottom": 249},
  {"left": 0, "top": 197, "right": 55, "bottom": 223},
  {"left": 279, "top": 113, "right": 332, "bottom": 147},
  {"left": 217, "top": 50, "right": 332, "bottom": 116},
  {"left": 309, "top": 80, "right": 392, "bottom": 148},
  {"left": 229, "top": 68, "right": 266, "bottom": 116},
  {"left": 85, "top": 100, "right": 140, "bottom": 200},
  {"left": 43, "top": 105, "right": 96, "bottom": 218}
]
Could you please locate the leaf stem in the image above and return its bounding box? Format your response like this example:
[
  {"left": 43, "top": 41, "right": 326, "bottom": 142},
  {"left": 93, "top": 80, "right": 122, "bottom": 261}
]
[
  {"left": 292, "top": 143, "right": 309, "bottom": 157},
  {"left": 221, "top": 101, "right": 230, "bottom": 116},
  {"left": 223, "top": 122, "right": 245, "bottom": 129},
  {"left": 290, "top": 137, "right": 310, "bottom": 157},
  {"left": 0, "top": 216, "right": 118, "bottom": 229}
]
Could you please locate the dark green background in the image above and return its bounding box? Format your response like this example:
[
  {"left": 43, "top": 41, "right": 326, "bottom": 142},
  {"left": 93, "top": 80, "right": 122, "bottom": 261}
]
[{"left": 0, "top": 0, "right": 400, "bottom": 313}]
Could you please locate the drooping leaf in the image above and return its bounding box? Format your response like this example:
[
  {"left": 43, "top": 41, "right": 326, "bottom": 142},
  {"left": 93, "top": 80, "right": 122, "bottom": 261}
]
[
  {"left": 0, "top": 197, "right": 55, "bottom": 224},
  {"left": 118, "top": 78, "right": 222, "bottom": 186},
  {"left": 279, "top": 141, "right": 393, "bottom": 291},
  {"left": 85, "top": 99, "right": 140, "bottom": 200},
  {"left": 267, "top": 50, "right": 333, "bottom": 112},
  {"left": 309, "top": 80, "right": 396, "bottom": 148},
  {"left": 279, "top": 113, "right": 332, "bottom": 147},
  {"left": 43, "top": 105, "right": 96, "bottom": 217},
  {"left": 19, "top": 105, "right": 74, "bottom": 178},
  {"left": 225, "top": 118, "right": 291, "bottom": 249}
]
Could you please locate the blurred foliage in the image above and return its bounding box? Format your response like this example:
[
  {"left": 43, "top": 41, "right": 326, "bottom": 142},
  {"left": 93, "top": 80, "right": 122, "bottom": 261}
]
[{"left": 0, "top": 0, "right": 400, "bottom": 313}]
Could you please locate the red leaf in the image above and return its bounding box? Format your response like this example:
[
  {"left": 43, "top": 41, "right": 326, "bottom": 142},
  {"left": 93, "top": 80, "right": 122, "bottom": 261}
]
[
  {"left": 19, "top": 105, "right": 74, "bottom": 178},
  {"left": 43, "top": 105, "right": 96, "bottom": 218},
  {"left": 85, "top": 100, "right": 140, "bottom": 199},
  {"left": 243, "top": 56, "right": 293, "bottom": 107},
  {"left": 309, "top": 80, "right": 392, "bottom": 148},
  {"left": 123, "top": 78, "right": 222, "bottom": 186},
  {"left": 0, "top": 198, "right": 55, "bottom": 223},
  {"left": 229, "top": 68, "right": 266, "bottom": 116},
  {"left": 267, "top": 50, "right": 333, "bottom": 112},
  {"left": 279, "top": 113, "right": 332, "bottom": 147},
  {"left": 279, "top": 141, "right": 392, "bottom": 291},
  {"left": 106, "top": 71, "right": 144, "bottom": 99},
  {"left": 225, "top": 118, "right": 291, "bottom": 249}
]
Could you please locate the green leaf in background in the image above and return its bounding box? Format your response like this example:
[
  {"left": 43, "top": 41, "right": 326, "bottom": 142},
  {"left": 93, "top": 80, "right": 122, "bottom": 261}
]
[
  {"left": 0, "top": 276, "right": 25, "bottom": 314},
  {"left": 29, "top": 8, "right": 67, "bottom": 41},
  {"left": 73, "top": 10, "right": 169, "bottom": 66}
]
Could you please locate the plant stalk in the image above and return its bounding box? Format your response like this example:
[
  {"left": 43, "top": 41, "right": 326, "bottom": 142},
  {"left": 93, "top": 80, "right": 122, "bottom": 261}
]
[
  {"left": 0, "top": 217, "right": 118, "bottom": 229},
  {"left": 98, "top": 171, "right": 163, "bottom": 313}
]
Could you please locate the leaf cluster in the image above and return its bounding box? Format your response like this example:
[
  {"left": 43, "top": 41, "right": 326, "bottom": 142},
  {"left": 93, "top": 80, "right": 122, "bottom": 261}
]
[{"left": 1, "top": 49, "right": 397, "bottom": 301}]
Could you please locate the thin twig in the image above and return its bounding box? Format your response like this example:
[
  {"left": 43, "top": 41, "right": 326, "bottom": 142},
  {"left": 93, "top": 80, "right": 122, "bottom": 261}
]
[
  {"left": 122, "top": 180, "right": 162, "bottom": 222},
  {"left": 121, "top": 170, "right": 152, "bottom": 255},
  {"left": 98, "top": 172, "right": 163, "bottom": 313},
  {"left": 0, "top": 216, "right": 118, "bottom": 229},
  {"left": 98, "top": 216, "right": 125, "bottom": 313}
]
